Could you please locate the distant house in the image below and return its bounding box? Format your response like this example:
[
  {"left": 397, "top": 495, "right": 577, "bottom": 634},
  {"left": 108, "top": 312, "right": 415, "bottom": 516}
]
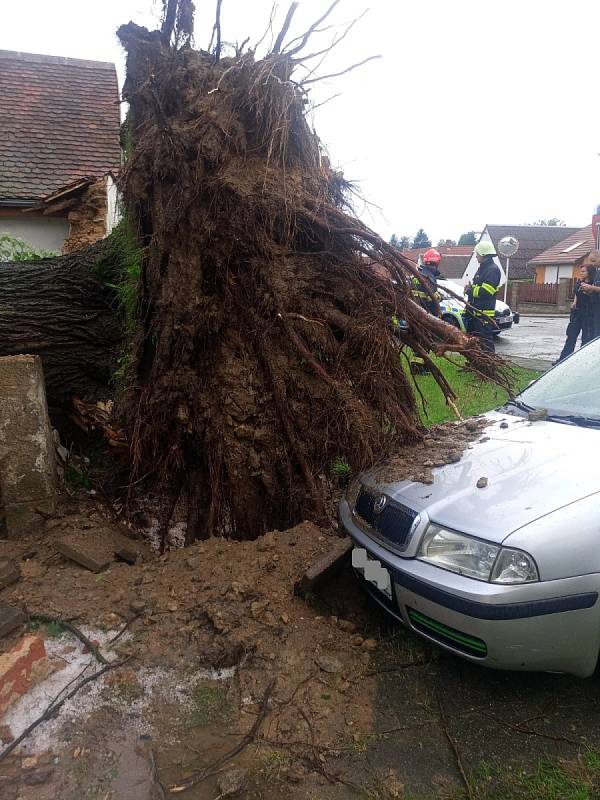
[
  {"left": 401, "top": 245, "right": 473, "bottom": 281},
  {"left": 462, "top": 224, "right": 580, "bottom": 287},
  {"left": 0, "top": 50, "right": 121, "bottom": 254},
  {"left": 528, "top": 225, "right": 595, "bottom": 284}
]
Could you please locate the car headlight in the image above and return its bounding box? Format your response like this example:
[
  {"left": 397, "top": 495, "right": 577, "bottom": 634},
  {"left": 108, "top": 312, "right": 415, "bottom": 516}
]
[
  {"left": 346, "top": 478, "right": 362, "bottom": 511},
  {"left": 418, "top": 524, "right": 538, "bottom": 584}
]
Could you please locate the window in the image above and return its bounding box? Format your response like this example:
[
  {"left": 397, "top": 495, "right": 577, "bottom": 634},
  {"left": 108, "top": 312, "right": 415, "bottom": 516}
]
[{"left": 561, "top": 241, "right": 584, "bottom": 253}]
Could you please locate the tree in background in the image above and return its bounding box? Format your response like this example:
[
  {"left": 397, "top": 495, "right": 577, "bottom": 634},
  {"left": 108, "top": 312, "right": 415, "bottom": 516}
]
[
  {"left": 437, "top": 238, "right": 456, "bottom": 247},
  {"left": 458, "top": 231, "right": 477, "bottom": 246},
  {"left": 531, "top": 218, "right": 565, "bottom": 226},
  {"left": 389, "top": 234, "right": 411, "bottom": 249},
  {"left": 413, "top": 229, "right": 431, "bottom": 248}
]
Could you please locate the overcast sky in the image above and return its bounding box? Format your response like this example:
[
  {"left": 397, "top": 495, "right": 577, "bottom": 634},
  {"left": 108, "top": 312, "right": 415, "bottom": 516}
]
[{"left": 2, "top": 0, "right": 599, "bottom": 243}]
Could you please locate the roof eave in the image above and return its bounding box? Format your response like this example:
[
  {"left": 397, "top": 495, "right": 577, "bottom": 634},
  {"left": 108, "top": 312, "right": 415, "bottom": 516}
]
[{"left": 0, "top": 198, "right": 39, "bottom": 208}]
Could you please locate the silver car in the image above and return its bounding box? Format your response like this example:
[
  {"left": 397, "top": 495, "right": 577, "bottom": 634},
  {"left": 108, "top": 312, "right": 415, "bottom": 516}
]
[{"left": 339, "top": 338, "right": 600, "bottom": 678}]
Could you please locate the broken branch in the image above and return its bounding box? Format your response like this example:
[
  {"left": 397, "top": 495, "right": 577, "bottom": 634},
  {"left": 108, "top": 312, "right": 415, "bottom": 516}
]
[
  {"left": 438, "top": 697, "right": 474, "bottom": 800},
  {"left": 301, "top": 54, "right": 382, "bottom": 84},
  {"left": 271, "top": 2, "right": 299, "bottom": 54},
  {"left": 284, "top": 0, "right": 342, "bottom": 56},
  {"left": 161, "top": 0, "right": 178, "bottom": 45},
  {"left": 0, "top": 659, "right": 128, "bottom": 763},
  {"left": 212, "top": 0, "right": 224, "bottom": 61},
  {"left": 169, "top": 679, "right": 276, "bottom": 792},
  {"left": 29, "top": 612, "right": 110, "bottom": 665}
]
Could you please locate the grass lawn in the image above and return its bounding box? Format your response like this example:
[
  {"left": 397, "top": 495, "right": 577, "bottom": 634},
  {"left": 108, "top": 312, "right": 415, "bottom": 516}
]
[{"left": 409, "top": 354, "right": 540, "bottom": 426}]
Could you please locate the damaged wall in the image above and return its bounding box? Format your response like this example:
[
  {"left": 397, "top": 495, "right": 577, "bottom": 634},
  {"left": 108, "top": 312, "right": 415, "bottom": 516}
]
[{"left": 62, "top": 177, "right": 110, "bottom": 254}]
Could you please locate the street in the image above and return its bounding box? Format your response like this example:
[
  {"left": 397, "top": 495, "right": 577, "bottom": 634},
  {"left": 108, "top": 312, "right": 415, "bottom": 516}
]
[{"left": 495, "top": 315, "right": 568, "bottom": 366}]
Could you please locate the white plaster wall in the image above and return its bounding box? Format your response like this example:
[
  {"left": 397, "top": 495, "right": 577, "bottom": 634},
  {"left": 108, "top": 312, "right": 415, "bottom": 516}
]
[
  {"left": 0, "top": 216, "right": 68, "bottom": 253},
  {"left": 461, "top": 229, "right": 506, "bottom": 287}
]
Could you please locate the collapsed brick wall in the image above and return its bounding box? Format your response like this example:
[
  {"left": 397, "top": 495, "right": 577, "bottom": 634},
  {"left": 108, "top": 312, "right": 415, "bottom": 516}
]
[{"left": 62, "top": 178, "right": 108, "bottom": 254}]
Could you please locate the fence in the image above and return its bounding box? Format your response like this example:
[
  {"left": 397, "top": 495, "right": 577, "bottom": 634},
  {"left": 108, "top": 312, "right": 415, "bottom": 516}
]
[{"left": 517, "top": 282, "right": 558, "bottom": 305}]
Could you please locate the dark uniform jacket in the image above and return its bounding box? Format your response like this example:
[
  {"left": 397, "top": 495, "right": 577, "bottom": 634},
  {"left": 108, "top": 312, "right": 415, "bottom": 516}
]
[
  {"left": 467, "top": 256, "right": 501, "bottom": 319},
  {"left": 411, "top": 265, "right": 440, "bottom": 316}
]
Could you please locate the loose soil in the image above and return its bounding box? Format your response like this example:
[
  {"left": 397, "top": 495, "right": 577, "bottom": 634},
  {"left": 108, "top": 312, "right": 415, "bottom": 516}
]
[
  {"left": 0, "top": 495, "right": 380, "bottom": 799},
  {"left": 2, "top": 420, "right": 600, "bottom": 799}
]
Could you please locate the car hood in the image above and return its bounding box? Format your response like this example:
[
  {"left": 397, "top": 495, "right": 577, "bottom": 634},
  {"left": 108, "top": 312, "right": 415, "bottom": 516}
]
[
  {"left": 372, "top": 412, "right": 600, "bottom": 544},
  {"left": 439, "top": 292, "right": 510, "bottom": 314}
]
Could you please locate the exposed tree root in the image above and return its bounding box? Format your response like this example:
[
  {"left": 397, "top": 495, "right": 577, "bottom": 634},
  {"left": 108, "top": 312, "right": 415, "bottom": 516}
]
[{"left": 116, "top": 2, "right": 513, "bottom": 541}]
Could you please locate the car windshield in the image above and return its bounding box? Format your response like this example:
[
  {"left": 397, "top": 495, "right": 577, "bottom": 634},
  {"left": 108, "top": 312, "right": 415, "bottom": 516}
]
[{"left": 514, "top": 338, "right": 600, "bottom": 422}]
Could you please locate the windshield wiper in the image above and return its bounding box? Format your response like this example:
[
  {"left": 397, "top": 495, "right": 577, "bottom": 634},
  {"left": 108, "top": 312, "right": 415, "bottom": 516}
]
[
  {"left": 545, "top": 413, "right": 600, "bottom": 428},
  {"left": 504, "top": 399, "right": 536, "bottom": 414}
]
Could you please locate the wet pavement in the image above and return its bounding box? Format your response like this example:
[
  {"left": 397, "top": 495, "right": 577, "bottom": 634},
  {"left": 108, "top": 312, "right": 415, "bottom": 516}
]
[{"left": 495, "top": 315, "right": 568, "bottom": 367}]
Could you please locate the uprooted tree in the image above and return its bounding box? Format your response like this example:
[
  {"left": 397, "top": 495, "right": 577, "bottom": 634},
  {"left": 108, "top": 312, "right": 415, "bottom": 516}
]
[
  {"left": 0, "top": 244, "right": 121, "bottom": 425},
  {"left": 110, "top": 0, "right": 512, "bottom": 543}
]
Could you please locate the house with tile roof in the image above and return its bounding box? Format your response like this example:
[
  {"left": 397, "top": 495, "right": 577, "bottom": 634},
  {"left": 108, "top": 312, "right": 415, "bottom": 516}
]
[
  {"left": 0, "top": 50, "right": 121, "bottom": 254},
  {"left": 458, "top": 224, "right": 582, "bottom": 299},
  {"left": 528, "top": 225, "right": 595, "bottom": 284}
]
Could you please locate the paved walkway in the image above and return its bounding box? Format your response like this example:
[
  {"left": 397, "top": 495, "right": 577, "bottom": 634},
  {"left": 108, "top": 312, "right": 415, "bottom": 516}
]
[{"left": 495, "top": 315, "right": 569, "bottom": 369}]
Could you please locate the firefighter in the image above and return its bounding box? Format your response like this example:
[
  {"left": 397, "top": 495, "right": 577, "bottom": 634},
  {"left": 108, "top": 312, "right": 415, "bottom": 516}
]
[
  {"left": 465, "top": 241, "right": 501, "bottom": 353},
  {"left": 411, "top": 248, "right": 442, "bottom": 314},
  {"left": 409, "top": 248, "right": 442, "bottom": 373}
]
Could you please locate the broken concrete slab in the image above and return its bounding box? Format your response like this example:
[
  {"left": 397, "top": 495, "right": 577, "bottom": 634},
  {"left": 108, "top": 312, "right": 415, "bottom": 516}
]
[
  {"left": 0, "top": 601, "right": 26, "bottom": 638},
  {"left": 294, "top": 536, "right": 352, "bottom": 596},
  {"left": 0, "top": 557, "right": 21, "bottom": 589},
  {"left": 55, "top": 530, "right": 114, "bottom": 573},
  {"left": 55, "top": 525, "right": 153, "bottom": 572},
  {"left": 0, "top": 355, "right": 57, "bottom": 538},
  {"left": 110, "top": 529, "right": 152, "bottom": 563}
]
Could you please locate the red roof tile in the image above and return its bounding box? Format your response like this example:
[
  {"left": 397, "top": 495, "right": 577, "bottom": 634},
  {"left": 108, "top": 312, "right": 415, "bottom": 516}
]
[{"left": 0, "top": 50, "right": 121, "bottom": 204}]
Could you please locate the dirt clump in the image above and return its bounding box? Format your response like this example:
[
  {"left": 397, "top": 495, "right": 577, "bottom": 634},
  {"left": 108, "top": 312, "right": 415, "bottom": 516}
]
[{"left": 374, "top": 417, "right": 489, "bottom": 484}]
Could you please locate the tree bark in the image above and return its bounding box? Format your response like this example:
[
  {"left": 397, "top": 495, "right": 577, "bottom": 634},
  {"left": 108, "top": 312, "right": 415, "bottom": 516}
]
[{"left": 0, "top": 245, "right": 121, "bottom": 426}]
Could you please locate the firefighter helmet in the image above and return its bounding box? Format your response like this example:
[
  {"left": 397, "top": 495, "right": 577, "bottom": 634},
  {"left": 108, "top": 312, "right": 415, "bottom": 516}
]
[
  {"left": 422, "top": 248, "right": 441, "bottom": 265},
  {"left": 474, "top": 240, "right": 497, "bottom": 258}
]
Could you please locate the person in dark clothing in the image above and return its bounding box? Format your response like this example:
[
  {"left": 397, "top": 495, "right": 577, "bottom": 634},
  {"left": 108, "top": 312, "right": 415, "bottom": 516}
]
[
  {"left": 465, "top": 241, "right": 501, "bottom": 353},
  {"left": 557, "top": 265, "right": 596, "bottom": 361},
  {"left": 409, "top": 248, "right": 442, "bottom": 373},
  {"left": 411, "top": 248, "right": 442, "bottom": 315},
  {"left": 557, "top": 301, "right": 583, "bottom": 362},
  {"left": 577, "top": 251, "right": 600, "bottom": 341}
]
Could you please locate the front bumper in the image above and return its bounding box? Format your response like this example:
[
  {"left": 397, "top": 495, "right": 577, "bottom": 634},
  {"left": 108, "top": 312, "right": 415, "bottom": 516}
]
[
  {"left": 340, "top": 500, "right": 600, "bottom": 677},
  {"left": 495, "top": 315, "right": 513, "bottom": 331}
]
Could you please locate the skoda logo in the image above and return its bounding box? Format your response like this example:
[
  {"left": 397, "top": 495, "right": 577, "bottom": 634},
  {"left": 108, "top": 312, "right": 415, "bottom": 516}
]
[{"left": 373, "top": 494, "right": 387, "bottom": 514}]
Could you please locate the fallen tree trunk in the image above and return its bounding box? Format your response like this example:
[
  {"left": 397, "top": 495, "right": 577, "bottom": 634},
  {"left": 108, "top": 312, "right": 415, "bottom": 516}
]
[{"left": 0, "top": 244, "right": 121, "bottom": 424}]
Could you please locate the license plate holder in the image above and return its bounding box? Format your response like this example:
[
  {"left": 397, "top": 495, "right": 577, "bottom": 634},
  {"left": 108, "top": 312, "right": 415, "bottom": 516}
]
[{"left": 352, "top": 547, "right": 393, "bottom": 600}]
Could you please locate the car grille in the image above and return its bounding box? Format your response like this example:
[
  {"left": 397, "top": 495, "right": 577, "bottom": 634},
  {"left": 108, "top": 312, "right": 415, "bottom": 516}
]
[
  {"left": 408, "top": 608, "right": 487, "bottom": 658},
  {"left": 354, "top": 488, "right": 418, "bottom": 552},
  {"left": 495, "top": 308, "right": 511, "bottom": 318}
]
